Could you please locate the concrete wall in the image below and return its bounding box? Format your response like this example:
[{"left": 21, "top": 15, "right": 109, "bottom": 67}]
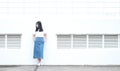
[{"left": 0, "top": 0, "right": 120, "bottom": 65}]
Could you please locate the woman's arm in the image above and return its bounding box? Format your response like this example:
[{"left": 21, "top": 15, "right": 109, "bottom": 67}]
[
  {"left": 33, "top": 34, "right": 35, "bottom": 41},
  {"left": 44, "top": 33, "right": 47, "bottom": 42}
]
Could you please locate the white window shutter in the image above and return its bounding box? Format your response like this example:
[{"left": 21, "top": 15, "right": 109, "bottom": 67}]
[
  {"left": 104, "top": 35, "right": 118, "bottom": 48},
  {"left": 73, "top": 35, "right": 87, "bottom": 48},
  {"left": 7, "top": 35, "right": 21, "bottom": 48},
  {"left": 57, "top": 34, "right": 119, "bottom": 49},
  {"left": 88, "top": 35, "right": 102, "bottom": 48},
  {"left": 57, "top": 35, "right": 71, "bottom": 49},
  {"left": 0, "top": 35, "right": 5, "bottom": 48}
]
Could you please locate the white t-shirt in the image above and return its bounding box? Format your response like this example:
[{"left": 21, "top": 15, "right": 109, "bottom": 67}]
[{"left": 35, "top": 31, "right": 44, "bottom": 37}]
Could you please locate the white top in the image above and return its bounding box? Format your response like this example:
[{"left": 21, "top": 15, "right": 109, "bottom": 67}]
[{"left": 35, "top": 31, "right": 44, "bottom": 37}]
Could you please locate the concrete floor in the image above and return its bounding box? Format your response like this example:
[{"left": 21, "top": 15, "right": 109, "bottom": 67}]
[{"left": 0, "top": 65, "right": 120, "bottom": 71}]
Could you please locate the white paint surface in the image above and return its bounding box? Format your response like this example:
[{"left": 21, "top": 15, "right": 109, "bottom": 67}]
[{"left": 0, "top": 0, "right": 120, "bottom": 65}]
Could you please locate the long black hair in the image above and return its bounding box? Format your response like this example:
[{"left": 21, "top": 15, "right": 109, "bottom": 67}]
[{"left": 35, "top": 21, "right": 43, "bottom": 32}]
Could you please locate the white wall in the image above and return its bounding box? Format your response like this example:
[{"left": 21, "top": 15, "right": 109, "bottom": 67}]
[
  {"left": 0, "top": 15, "right": 120, "bottom": 65},
  {"left": 0, "top": 0, "right": 120, "bottom": 65}
]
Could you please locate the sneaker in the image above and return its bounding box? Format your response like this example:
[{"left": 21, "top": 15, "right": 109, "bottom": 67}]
[{"left": 37, "top": 63, "right": 41, "bottom": 66}]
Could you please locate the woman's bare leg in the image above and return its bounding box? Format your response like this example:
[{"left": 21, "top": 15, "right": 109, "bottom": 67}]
[{"left": 38, "top": 58, "right": 41, "bottom": 63}]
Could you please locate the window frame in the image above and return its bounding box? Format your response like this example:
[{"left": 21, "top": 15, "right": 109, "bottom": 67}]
[
  {"left": 0, "top": 34, "right": 22, "bottom": 49},
  {"left": 57, "top": 34, "right": 120, "bottom": 49}
]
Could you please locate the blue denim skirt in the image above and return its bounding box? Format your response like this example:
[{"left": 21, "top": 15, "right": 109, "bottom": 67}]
[{"left": 33, "top": 37, "right": 44, "bottom": 59}]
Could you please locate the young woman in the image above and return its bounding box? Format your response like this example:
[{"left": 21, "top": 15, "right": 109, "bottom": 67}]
[{"left": 33, "top": 21, "right": 46, "bottom": 66}]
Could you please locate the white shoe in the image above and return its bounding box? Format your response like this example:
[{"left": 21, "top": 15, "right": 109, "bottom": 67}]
[{"left": 37, "top": 63, "right": 41, "bottom": 66}]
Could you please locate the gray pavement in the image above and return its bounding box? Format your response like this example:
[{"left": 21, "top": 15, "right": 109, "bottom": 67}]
[{"left": 0, "top": 65, "right": 120, "bottom": 71}]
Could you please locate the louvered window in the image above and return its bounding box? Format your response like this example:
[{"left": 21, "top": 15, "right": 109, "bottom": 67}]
[
  {"left": 73, "top": 35, "right": 87, "bottom": 48},
  {"left": 88, "top": 35, "right": 102, "bottom": 48},
  {"left": 57, "top": 34, "right": 71, "bottom": 49},
  {"left": 104, "top": 35, "right": 118, "bottom": 48},
  {"left": 7, "top": 35, "right": 21, "bottom": 48},
  {"left": 0, "top": 35, "right": 5, "bottom": 48},
  {"left": 57, "top": 34, "right": 119, "bottom": 49}
]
